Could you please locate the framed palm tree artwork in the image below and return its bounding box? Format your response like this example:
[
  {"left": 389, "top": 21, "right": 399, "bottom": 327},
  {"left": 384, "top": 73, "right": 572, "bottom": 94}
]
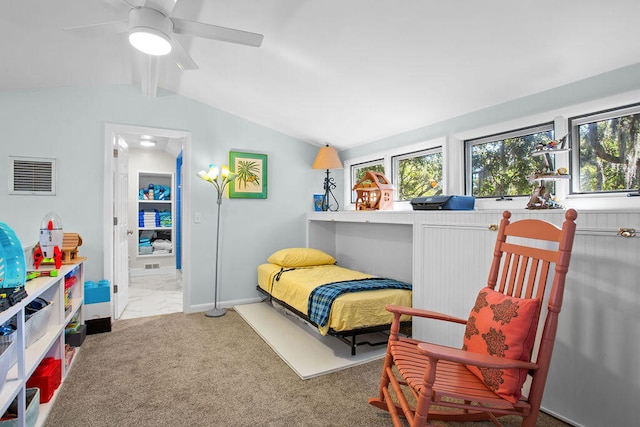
[{"left": 229, "top": 151, "right": 268, "bottom": 199}]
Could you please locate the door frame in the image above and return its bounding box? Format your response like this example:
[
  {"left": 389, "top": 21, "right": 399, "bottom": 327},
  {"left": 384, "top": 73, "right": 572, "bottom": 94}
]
[{"left": 103, "top": 123, "right": 192, "bottom": 319}]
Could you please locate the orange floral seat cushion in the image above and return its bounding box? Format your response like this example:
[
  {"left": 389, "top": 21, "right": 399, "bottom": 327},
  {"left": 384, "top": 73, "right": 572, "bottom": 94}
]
[{"left": 462, "top": 287, "right": 541, "bottom": 403}]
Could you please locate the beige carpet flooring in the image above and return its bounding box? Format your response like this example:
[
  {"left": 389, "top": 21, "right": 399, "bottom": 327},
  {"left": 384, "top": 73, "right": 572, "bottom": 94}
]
[{"left": 44, "top": 310, "right": 571, "bottom": 427}]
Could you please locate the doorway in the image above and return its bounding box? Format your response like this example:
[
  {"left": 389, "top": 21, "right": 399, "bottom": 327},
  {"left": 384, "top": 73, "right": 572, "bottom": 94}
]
[{"left": 103, "top": 123, "right": 192, "bottom": 320}]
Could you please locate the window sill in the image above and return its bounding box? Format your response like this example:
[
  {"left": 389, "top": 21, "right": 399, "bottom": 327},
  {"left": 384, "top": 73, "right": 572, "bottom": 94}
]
[{"left": 344, "top": 193, "right": 640, "bottom": 213}]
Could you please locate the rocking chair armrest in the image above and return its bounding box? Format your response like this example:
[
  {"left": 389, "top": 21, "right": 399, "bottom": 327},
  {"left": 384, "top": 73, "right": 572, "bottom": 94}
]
[
  {"left": 416, "top": 342, "right": 540, "bottom": 371},
  {"left": 385, "top": 304, "right": 467, "bottom": 325}
]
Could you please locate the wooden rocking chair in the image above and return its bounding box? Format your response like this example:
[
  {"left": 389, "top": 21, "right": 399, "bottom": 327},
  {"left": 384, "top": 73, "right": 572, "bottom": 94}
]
[{"left": 369, "top": 209, "right": 578, "bottom": 426}]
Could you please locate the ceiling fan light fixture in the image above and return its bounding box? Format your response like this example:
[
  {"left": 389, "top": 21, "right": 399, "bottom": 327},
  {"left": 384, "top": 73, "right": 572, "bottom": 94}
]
[
  {"left": 128, "top": 7, "right": 173, "bottom": 56},
  {"left": 129, "top": 28, "right": 172, "bottom": 56}
]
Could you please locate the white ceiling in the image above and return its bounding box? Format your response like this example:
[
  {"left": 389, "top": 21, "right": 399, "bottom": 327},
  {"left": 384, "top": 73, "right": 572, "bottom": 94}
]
[{"left": 3, "top": 0, "right": 640, "bottom": 151}]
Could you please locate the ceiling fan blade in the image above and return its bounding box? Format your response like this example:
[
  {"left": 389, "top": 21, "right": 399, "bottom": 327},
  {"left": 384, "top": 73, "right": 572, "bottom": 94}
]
[
  {"left": 170, "top": 36, "right": 198, "bottom": 70},
  {"left": 64, "top": 19, "right": 129, "bottom": 34},
  {"left": 172, "top": 18, "right": 264, "bottom": 47}
]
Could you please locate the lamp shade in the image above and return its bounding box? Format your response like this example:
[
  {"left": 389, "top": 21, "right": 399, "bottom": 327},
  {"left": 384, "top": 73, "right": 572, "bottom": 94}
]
[{"left": 312, "top": 145, "right": 343, "bottom": 170}]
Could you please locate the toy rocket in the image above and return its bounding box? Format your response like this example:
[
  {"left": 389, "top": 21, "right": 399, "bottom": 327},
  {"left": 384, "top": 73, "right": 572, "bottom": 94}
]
[{"left": 33, "top": 212, "right": 63, "bottom": 269}]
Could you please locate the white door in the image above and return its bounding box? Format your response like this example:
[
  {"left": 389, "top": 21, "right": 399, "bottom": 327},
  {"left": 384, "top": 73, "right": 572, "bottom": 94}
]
[{"left": 113, "top": 136, "right": 130, "bottom": 318}]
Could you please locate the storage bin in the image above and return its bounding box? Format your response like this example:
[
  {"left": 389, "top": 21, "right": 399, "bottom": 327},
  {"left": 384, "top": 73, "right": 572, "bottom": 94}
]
[
  {"left": 5, "top": 299, "right": 53, "bottom": 349},
  {"left": 0, "top": 339, "right": 16, "bottom": 393},
  {"left": 65, "top": 323, "right": 86, "bottom": 347},
  {"left": 25, "top": 300, "right": 52, "bottom": 347},
  {"left": 86, "top": 317, "right": 111, "bottom": 335},
  {"left": 84, "top": 301, "right": 110, "bottom": 320},
  {"left": 0, "top": 388, "right": 40, "bottom": 427},
  {"left": 0, "top": 326, "right": 17, "bottom": 368},
  {"left": 26, "top": 357, "right": 61, "bottom": 403},
  {"left": 84, "top": 280, "right": 110, "bottom": 304}
]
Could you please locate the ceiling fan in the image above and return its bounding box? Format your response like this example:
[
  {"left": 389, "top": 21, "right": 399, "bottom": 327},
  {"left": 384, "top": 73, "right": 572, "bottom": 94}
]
[{"left": 65, "top": 0, "right": 263, "bottom": 94}]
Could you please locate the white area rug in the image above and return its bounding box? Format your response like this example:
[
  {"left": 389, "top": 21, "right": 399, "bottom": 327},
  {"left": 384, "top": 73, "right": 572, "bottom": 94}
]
[{"left": 234, "top": 302, "right": 387, "bottom": 379}]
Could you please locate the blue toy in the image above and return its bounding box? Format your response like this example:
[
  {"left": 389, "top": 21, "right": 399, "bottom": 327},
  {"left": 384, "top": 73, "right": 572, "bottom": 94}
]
[{"left": 0, "top": 222, "right": 26, "bottom": 289}]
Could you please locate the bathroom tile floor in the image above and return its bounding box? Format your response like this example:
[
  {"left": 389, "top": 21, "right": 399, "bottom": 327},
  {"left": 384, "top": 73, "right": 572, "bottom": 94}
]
[{"left": 120, "top": 272, "right": 183, "bottom": 320}]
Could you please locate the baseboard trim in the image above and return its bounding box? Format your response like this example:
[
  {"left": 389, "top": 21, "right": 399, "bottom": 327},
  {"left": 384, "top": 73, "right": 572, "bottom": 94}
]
[{"left": 130, "top": 267, "right": 176, "bottom": 277}]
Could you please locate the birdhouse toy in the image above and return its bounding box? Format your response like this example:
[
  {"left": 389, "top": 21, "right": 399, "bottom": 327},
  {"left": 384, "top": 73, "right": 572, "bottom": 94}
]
[
  {"left": 62, "top": 233, "right": 83, "bottom": 264},
  {"left": 352, "top": 171, "right": 395, "bottom": 211}
]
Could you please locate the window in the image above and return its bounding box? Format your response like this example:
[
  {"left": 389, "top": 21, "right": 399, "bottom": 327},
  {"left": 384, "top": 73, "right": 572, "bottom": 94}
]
[
  {"left": 465, "top": 123, "right": 554, "bottom": 198},
  {"left": 350, "top": 159, "right": 384, "bottom": 202},
  {"left": 392, "top": 148, "right": 443, "bottom": 201},
  {"left": 570, "top": 103, "right": 640, "bottom": 194}
]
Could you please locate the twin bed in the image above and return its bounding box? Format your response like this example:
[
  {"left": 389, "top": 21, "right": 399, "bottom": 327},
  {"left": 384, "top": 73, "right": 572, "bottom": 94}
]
[{"left": 257, "top": 248, "right": 412, "bottom": 355}]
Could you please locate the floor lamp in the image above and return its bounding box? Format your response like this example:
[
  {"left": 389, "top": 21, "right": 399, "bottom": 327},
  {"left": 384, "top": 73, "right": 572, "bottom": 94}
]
[
  {"left": 197, "top": 164, "right": 237, "bottom": 317},
  {"left": 312, "top": 144, "right": 343, "bottom": 211}
]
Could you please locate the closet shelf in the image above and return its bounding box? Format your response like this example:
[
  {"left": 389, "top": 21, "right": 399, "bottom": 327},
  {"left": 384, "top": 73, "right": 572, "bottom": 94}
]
[{"left": 137, "top": 171, "right": 174, "bottom": 258}]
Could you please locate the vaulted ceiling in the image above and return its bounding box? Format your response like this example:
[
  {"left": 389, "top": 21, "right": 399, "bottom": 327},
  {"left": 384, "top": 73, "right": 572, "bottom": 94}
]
[{"left": 3, "top": 0, "right": 640, "bottom": 150}]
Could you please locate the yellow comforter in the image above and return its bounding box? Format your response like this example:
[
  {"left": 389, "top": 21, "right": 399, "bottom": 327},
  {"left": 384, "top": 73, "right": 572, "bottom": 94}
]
[{"left": 257, "top": 263, "right": 412, "bottom": 335}]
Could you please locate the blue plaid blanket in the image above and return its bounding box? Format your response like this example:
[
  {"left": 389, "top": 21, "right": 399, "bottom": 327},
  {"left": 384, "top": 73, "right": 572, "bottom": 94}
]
[{"left": 307, "top": 278, "right": 412, "bottom": 328}]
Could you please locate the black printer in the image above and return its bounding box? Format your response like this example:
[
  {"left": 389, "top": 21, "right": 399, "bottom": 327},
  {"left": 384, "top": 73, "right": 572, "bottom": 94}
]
[{"left": 410, "top": 195, "right": 475, "bottom": 210}]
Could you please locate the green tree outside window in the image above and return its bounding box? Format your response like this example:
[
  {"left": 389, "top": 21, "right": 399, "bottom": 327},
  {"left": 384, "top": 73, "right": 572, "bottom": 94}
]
[
  {"left": 469, "top": 128, "right": 554, "bottom": 198},
  {"left": 396, "top": 152, "right": 443, "bottom": 200},
  {"left": 575, "top": 112, "right": 640, "bottom": 193}
]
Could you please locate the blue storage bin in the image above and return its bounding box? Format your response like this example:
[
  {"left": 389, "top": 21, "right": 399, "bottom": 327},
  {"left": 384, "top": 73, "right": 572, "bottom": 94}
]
[{"left": 84, "top": 280, "right": 110, "bottom": 304}]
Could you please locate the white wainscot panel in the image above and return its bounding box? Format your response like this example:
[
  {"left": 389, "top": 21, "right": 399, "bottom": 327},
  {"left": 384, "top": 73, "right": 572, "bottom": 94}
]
[
  {"left": 544, "top": 225, "right": 640, "bottom": 427},
  {"left": 413, "top": 221, "right": 496, "bottom": 347}
]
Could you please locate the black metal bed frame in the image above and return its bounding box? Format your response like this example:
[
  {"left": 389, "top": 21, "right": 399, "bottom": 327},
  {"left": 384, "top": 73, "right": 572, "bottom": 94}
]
[{"left": 256, "top": 286, "right": 411, "bottom": 356}]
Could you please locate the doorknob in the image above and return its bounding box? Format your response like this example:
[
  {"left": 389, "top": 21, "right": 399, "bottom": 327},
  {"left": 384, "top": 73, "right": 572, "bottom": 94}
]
[{"left": 127, "top": 230, "right": 134, "bottom": 235}]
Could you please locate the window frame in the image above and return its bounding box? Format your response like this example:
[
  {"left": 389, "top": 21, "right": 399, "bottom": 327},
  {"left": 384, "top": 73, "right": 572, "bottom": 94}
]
[
  {"left": 342, "top": 137, "right": 446, "bottom": 210},
  {"left": 464, "top": 122, "right": 555, "bottom": 199},
  {"left": 569, "top": 102, "right": 640, "bottom": 195},
  {"left": 391, "top": 147, "right": 443, "bottom": 201}
]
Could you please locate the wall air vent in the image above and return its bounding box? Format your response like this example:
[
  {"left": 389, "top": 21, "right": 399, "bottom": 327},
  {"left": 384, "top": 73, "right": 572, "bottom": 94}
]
[{"left": 9, "top": 156, "right": 57, "bottom": 195}]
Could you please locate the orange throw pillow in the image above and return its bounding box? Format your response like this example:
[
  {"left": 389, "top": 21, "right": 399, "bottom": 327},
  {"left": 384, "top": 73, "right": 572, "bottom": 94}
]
[{"left": 462, "top": 287, "right": 541, "bottom": 404}]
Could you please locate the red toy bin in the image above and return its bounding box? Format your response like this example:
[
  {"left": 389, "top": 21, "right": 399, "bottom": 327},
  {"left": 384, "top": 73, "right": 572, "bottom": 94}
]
[{"left": 26, "top": 357, "right": 61, "bottom": 403}]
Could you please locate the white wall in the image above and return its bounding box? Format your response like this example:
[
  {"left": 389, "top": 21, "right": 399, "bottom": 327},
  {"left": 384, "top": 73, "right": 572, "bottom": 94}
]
[
  {"left": 343, "top": 63, "right": 640, "bottom": 161},
  {"left": 0, "top": 85, "right": 325, "bottom": 311}
]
